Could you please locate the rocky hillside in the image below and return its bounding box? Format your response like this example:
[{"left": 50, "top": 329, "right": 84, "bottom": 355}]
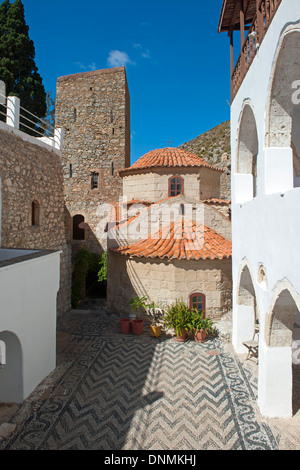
[{"left": 180, "top": 121, "right": 231, "bottom": 200}]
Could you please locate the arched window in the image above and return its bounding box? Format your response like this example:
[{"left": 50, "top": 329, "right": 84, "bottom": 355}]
[
  {"left": 189, "top": 293, "right": 206, "bottom": 317},
  {"left": 267, "top": 30, "right": 300, "bottom": 189},
  {"left": 169, "top": 176, "right": 184, "bottom": 197},
  {"left": 237, "top": 104, "right": 258, "bottom": 199},
  {"left": 31, "top": 200, "right": 40, "bottom": 227},
  {"left": 73, "top": 214, "right": 85, "bottom": 240}
]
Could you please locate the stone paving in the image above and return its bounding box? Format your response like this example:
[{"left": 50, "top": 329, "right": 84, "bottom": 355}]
[{"left": 0, "top": 305, "right": 299, "bottom": 450}]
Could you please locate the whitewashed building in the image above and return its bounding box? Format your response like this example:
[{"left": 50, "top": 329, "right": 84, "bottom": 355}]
[
  {"left": 218, "top": 0, "right": 300, "bottom": 417},
  {"left": 0, "top": 92, "right": 64, "bottom": 403}
]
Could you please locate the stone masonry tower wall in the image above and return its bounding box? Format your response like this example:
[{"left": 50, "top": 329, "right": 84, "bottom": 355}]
[{"left": 55, "top": 66, "right": 130, "bottom": 253}]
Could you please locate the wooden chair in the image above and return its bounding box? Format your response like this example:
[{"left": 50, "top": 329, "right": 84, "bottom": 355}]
[{"left": 242, "top": 324, "right": 259, "bottom": 363}]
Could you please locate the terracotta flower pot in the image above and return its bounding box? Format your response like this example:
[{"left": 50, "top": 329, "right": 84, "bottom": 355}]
[
  {"left": 194, "top": 329, "right": 207, "bottom": 343},
  {"left": 131, "top": 319, "right": 144, "bottom": 335},
  {"left": 119, "top": 318, "right": 131, "bottom": 334},
  {"left": 150, "top": 324, "right": 162, "bottom": 338},
  {"left": 174, "top": 329, "right": 188, "bottom": 342}
]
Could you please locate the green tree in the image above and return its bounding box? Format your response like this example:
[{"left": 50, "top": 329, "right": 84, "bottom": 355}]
[{"left": 0, "top": 0, "right": 47, "bottom": 124}]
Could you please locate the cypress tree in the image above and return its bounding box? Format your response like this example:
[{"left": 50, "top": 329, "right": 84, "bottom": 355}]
[{"left": 0, "top": 0, "right": 47, "bottom": 125}]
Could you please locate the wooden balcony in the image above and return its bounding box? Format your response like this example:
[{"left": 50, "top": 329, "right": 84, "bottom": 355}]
[
  {"left": 219, "top": 0, "right": 282, "bottom": 102},
  {"left": 232, "top": 0, "right": 282, "bottom": 100}
]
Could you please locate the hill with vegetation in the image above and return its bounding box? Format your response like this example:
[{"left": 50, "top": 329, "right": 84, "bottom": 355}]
[{"left": 180, "top": 121, "right": 231, "bottom": 200}]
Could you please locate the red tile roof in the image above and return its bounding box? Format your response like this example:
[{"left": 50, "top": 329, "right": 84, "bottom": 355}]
[
  {"left": 203, "top": 198, "right": 231, "bottom": 205},
  {"left": 111, "top": 219, "right": 232, "bottom": 261},
  {"left": 119, "top": 148, "right": 224, "bottom": 175}
]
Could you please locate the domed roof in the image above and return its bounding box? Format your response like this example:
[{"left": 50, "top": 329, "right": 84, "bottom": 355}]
[
  {"left": 119, "top": 147, "right": 223, "bottom": 175},
  {"left": 111, "top": 218, "right": 232, "bottom": 261}
]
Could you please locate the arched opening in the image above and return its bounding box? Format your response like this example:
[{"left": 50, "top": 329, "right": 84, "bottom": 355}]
[
  {"left": 267, "top": 30, "right": 300, "bottom": 189},
  {"left": 234, "top": 263, "right": 259, "bottom": 354},
  {"left": 31, "top": 200, "right": 40, "bottom": 227},
  {"left": 0, "top": 331, "right": 23, "bottom": 403},
  {"left": 169, "top": 176, "right": 184, "bottom": 197},
  {"left": 266, "top": 288, "right": 300, "bottom": 415},
  {"left": 237, "top": 104, "right": 258, "bottom": 198},
  {"left": 72, "top": 214, "right": 85, "bottom": 240},
  {"left": 189, "top": 293, "right": 206, "bottom": 318}
]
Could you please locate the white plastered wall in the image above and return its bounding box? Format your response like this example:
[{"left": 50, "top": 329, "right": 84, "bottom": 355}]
[
  {"left": 0, "top": 251, "right": 60, "bottom": 402},
  {"left": 230, "top": 0, "right": 300, "bottom": 417}
]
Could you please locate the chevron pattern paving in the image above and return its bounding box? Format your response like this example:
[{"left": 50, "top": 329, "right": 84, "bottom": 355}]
[{"left": 1, "top": 310, "right": 278, "bottom": 450}]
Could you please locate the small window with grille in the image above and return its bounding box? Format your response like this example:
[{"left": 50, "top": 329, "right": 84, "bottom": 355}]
[{"left": 91, "top": 172, "right": 99, "bottom": 189}]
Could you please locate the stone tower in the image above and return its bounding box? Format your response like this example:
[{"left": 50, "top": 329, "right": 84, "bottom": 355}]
[{"left": 55, "top": 66, "right": 130, "bottom": 253}]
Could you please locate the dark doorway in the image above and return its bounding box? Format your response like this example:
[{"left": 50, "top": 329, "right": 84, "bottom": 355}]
[{"left": 73, "top": 215, "right": 85, "bottom": 240}]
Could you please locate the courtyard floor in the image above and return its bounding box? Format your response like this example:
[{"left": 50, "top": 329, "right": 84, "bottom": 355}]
[{"left": 0, "top": 302, "right": 300, "bottom": 451}]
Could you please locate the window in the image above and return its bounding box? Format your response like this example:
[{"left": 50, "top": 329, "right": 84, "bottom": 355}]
[
  {"left": 169, "top": 176, "right": 184, "bottom": 197},
  {"left": 91, "top": 172, "right": 99, "bottom": 189},
  {"left": 189, "top": 293, "right": 206, "bottom": 317},
  {"left": 73, "top": 215, "right": 85, "bottom": 240},
  {"left": 69, "top": 163, "right": 73, "bottom": 178},
  {"left": 31, "top": 200, "right": 40, "bottom": 227},
  {"left": 73, "top": 108, "right": 77, "bottom": 122},
  {"left": 111, "top": 161, "right": 114, "bottom": 176},
  {"left": 179, "top": 204, "right": 185, "bottom": 215}
]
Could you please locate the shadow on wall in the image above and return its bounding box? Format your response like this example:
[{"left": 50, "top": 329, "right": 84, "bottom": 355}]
[{"left": 64, "top": 208, "right": 108, "bottom": 307}]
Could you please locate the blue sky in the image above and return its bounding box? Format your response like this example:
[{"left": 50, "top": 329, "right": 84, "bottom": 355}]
[{"left": 21, "top": 0, "right": 231, "bottom": 164}]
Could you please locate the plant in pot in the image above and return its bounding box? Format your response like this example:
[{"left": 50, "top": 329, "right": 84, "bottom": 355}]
[
  {"left": 190, "top": 310, "right": 215, "bottom": 343},
  {"left": 147, "top": 301, "right": 164, "bottom": 338},
  {"left": 163, "top": 299, "right": 192, "bottom": 342},
  {"left": 128, "top": 296, "right": 148, "bottom": 335}
]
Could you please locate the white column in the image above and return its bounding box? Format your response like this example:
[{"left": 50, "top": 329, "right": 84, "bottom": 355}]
[
  {"left": 54, "top": 127, "right": 64, "bottom": 150},
  {"left": 232, "top": 304, "right": 256, "bottom": 353},
  {"left": 258, "top": 343, "right": 293, "bottom": 418},
  {"left": 264, "top": 147, "right": 293, "bottom": 195},
  {"left": 6, "top": 96, "right": 20, "bottom": 129}
]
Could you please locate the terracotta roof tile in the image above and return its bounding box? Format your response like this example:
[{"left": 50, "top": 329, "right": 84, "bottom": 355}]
[
  {"left": 203, "top": 198, "right": 231, "bottom": 205},
  {"left": 111, "top": 219, "right": 232, "bottom": 261},
  {"left": 119, "top": 148, "right": 224, "bottom": 175}
]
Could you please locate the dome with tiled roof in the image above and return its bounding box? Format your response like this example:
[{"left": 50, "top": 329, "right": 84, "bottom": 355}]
[
  {"left": 111, "top": 219, "right": 232, "bottom": 261},
  {"left": 119, "top": 147, "right": 224, "bottom": 175}
]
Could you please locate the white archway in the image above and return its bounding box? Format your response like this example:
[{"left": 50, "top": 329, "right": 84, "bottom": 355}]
[
  {"left": 0, "top": 331, "right": 23, "bottom": 403},
  {"left": 259, "top": 282, "right": 300, "bottom": 417},
  {"left": 266, "top": 28, "right": 300, "bottom": 189},
  {"left": 236, "top": 103, "right": 259, "bottom": 201},
  {"left": 233, "top": 260, "right": 258, "bottom": 353}
]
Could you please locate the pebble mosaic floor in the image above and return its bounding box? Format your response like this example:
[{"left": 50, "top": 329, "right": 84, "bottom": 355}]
[{"left": 0, "top": 309, "right": 280, "bottom": 450}]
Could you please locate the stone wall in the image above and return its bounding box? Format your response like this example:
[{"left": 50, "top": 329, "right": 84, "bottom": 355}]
[
  {"left": 122, "top": 167, "right": 221, "bottom": 203},
  {"left": 0, "top": 125, "right": 71, "bottom": 315},
  {"left": 55, "top": 66, "right": 131, "bottom": 254},
  {"left": 107, "top": 253, "right": 232, "bottom": 322}
]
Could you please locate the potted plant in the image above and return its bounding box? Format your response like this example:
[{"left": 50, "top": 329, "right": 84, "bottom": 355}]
[
  {"left": 190, "top": 310, "right": 215, "bottom": 343},
  {"left": 119, "top": 318, "right": 131, "bottom": 334},
  {"left": 128, "top": 296, "right": 147, "bottom": 335},
  {"left": 163, "top": 299, "right": 192, "bottom": 342},
  {"left": 147, "top": 301, "right": 164, "bottom": 338}
]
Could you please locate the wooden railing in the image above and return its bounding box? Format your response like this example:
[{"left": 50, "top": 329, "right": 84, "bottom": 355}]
[{"left": 231, "top": 0, "right": 282, "bottom": 101}]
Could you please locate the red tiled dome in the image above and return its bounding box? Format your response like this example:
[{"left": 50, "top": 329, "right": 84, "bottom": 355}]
[
  {"left": 111, "top": 219, "right": 232, "bottom": 261},
  {"left": 119, "top": 148, "right": 224, "bottom": 175}
]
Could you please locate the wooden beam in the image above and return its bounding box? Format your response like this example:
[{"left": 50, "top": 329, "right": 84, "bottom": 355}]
[
  {"left": 230, "top": 31, "right": 234, "bottom": 100},
  {"left": 240, "top": 0, "right": 245, "bottom": 75}
]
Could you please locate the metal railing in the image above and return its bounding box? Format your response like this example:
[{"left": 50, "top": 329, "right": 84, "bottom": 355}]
[
  {"left": 231, "top": 0, "right": 282, "bottom": 101},
  {"left": 0, "top": 93, "right": 63, "bottom": 150}
]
